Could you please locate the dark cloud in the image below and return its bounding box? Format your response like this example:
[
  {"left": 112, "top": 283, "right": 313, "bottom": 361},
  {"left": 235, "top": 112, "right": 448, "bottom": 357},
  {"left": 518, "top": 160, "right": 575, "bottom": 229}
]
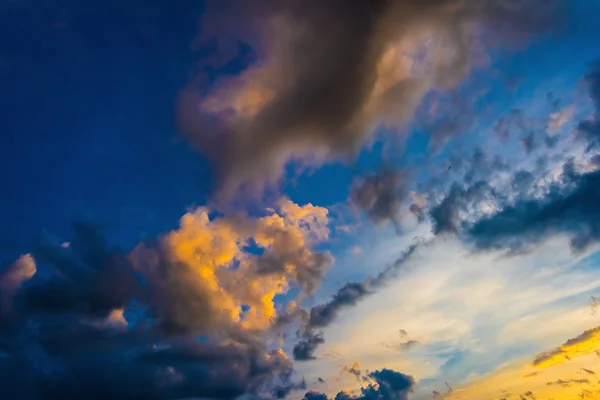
[
  {"left": 293, "top": 332, "right": 325, "bottom": 361},
  {"left": 178, "top": 0, "right": 562, "bottom": 194},
  {"left": 576, "top": 61, "right": 600, "bottom": 151},
  {"left": 350, "top": 169, "right": 407, "bottom": 227},
  {"left": 307, "top": 282, "right": 371, "bottom": 331},
  {"left": 304, "top": 391, "right": 330, "bottom": 400},
  {"left": 0, "top": 213, "right": 320, "bottom": 399},
  {"left": 467, "top": 164, "right": 600, "bottom": 253},
  {"left": 306, "top": 368, "right": 415, "bottom": 400},
  {"left": 430, "top": 180, "right": 494, "bottom": 235}
]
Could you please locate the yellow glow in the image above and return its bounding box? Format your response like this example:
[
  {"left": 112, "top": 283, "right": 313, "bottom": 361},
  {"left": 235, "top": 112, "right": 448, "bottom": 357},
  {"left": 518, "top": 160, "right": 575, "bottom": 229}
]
[
  {"left": 130, "top": 199, "right": 330, "bottom": 334},
  {"left": 442, "top": 326, "right": 600, "bottom": 400}
]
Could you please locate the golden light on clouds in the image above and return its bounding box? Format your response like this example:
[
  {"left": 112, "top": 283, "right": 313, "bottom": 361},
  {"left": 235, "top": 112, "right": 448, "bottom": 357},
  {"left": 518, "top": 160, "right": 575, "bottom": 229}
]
[
  {"left": 129, "top": 198, "right": 332, "bottom": 334},
  {"left": 442, "top": 326, "right": 600, "bottom": 400},
  {"left": 533, "top": 326, "right": 600, "bottom": 369}
]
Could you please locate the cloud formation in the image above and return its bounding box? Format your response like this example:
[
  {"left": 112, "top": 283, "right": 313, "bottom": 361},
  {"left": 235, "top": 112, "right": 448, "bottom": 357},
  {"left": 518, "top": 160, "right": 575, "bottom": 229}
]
[
  {"left": 350, "top": 168, "right": 407, "bottom": 228},
  {"left": 0, "top": 199, "right": 331, "bottom": 399},
  {"left": 178, "top": 0, "right": 561, "bottom": 194},
  {"left": 304, "top": 368, "right": 415, "bottom": 400}
]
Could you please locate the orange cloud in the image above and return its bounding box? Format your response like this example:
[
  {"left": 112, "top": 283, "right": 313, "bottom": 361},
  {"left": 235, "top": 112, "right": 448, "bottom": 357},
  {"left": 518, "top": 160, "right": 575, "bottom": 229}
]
[
  {"left": 0, "top": 254, "right": 36, "bottom": 311},
  {"left": 128, "top": 198, "right": 332, "bottom": 335}
]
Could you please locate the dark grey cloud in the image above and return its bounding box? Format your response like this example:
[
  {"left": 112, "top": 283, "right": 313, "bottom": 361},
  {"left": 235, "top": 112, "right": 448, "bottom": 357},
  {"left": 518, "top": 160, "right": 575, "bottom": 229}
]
[
  {"left": 305, "top": 368, "right": 415, "bottom": 400},
  {"left": 350, "top": 169, "right": 407, "bottom": 227},
  {"left": 293, "top": 332, "right": 325, "bottom": 361},
  {"left": 576, "top": 61, "right": 600, "bottom": 151},
  {"left": 467, "top": 164, "right": 600, "bottom": 253},
  {"left": 0, "top": 224, "right": 306, "bottom": 399},
  {"left": 430, "top": 180, "right": 494, "bottom": 235},
  {"left": 307, "top": 282, "right": 371, "bottom": 331},
  {"left": 178, "top": 0, "right": 563, "bottom": 194},
  {"left": 304, "top": 391, "right": 329, "bottom": 400}
]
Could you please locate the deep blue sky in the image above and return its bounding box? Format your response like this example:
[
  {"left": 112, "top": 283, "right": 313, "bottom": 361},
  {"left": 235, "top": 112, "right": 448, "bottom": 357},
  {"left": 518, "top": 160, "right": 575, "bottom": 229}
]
[{"left": 1, "top": 1, "right": 214, "bottom": 258}]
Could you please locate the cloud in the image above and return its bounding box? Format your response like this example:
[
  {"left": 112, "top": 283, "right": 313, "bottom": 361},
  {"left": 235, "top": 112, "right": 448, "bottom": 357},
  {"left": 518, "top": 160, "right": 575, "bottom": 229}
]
[
  {"left": 342, "top": 362, "right": 362, "bottom": 381},
  {"left": 350, "top": 168, "right": 407, "bottom": 228},
  {"left": 0, "top": 254, "right": 36, "bottom": 313},
  {"left": 466, "top": 163, "right": 600, "bottom": 253},
  {"left": 293, "top": 332, "right": 325, "bottom": 361},
  {"left": 0, "top": 199, "right": 332, "bottom": 398},
  {"left": 305, "top": 368, "right": 415, "bottom": 400},
  {"left": 178, "top": 0, "right": 562, "bottom": 194},
  {"left": 576, "top": 61, "right": 600, "bottom": 151},
  {"left": 293, "top": 244, "right": 421, "bottom": 360},
  {"left": 533, "top": 326, "right": 600, "bottom": 368}
]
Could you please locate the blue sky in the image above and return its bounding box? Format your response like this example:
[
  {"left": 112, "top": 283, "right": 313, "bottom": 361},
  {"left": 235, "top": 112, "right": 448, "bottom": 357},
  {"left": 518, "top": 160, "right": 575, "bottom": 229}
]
[{"left": 2, "top": 1, "right": 600, "bottom": 399}]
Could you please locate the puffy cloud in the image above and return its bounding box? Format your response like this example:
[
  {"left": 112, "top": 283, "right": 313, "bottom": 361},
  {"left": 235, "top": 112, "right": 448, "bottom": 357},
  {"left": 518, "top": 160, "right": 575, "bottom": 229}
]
[
  {"left": 178, "top": 0, "right": 562, "bottom": 194},
  {"left": 0, "top": 199, "right": 330, "bottom": 398},
  {"left": 533, "top": 326, "right": 600, "bottom": 368},
  {"left": 466, "top": 164, "right": 600, "bottom": 253},
  {"left": 293, "top": 332, "right": 325, "bottom": 362},
  {"left": 304, "top": 368, "right": 415, "bottom": 400},
  {"left": 350, "top": 168, "right": 407, "bottom": 228}
]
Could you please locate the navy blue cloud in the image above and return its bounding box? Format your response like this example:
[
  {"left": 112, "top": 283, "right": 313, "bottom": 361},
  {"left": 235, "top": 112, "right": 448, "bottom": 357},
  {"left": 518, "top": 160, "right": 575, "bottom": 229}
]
[{"left": 303, "top": 368, "right": 415, "bottom": 400}]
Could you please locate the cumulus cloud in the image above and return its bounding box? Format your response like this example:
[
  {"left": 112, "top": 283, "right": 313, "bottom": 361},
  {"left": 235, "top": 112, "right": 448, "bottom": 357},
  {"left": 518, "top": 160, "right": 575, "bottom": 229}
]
[
  {"left": 0, "top": 199, "right": 331, "bottom": 399},
  {"left": 178, "top": 0, "right": 562, "bottom": 194},
  {"left": 304, "top": 368, "right": 415, "bottom": 400}
]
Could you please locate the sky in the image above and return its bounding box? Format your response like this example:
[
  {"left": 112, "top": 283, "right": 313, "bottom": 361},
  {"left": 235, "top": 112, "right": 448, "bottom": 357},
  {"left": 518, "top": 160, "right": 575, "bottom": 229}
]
[{"left": 2, "top": 0, "right": 600, "bottom": 399}]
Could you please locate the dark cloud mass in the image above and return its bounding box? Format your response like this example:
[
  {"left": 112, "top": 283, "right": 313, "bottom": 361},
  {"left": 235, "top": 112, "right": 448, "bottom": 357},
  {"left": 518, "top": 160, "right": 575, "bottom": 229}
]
[
  {"left": 467, "top": 165, "right": 600, "bottom": 253},
  {"left": 577, "top": 61, "right": 600, "bottom": 151},
  {"left": 0, "top": 209, "right": 325, "bottom": 399},
  {"left": 178, "top": 0, "right": 562, "bottom": 194},
  {"left": 304, "top": 368, "right": 415, "bottom": 400}
]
